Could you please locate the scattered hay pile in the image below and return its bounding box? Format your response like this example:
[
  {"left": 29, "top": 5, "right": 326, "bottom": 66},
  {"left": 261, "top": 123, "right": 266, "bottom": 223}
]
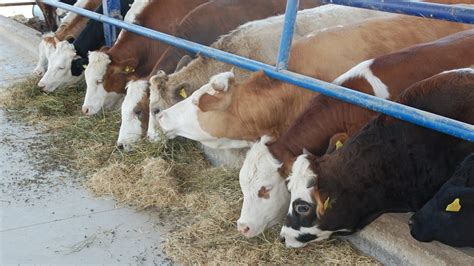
[{"left": 1, "top": 78, "right": 379, "bottom": 264}]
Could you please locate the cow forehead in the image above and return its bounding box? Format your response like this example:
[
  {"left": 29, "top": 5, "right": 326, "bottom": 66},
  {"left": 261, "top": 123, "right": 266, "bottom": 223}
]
[
  {"left": 240, "top": 138, "right": 282, "bottom": 186},
  {"left": 287, "top": 155, "right": 316, "bottom": 203},
  {"left": 124, "top": 80, "right": 148, "bottom": 106}
]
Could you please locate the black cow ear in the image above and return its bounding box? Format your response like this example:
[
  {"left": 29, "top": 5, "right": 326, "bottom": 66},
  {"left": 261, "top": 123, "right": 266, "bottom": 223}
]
[{"left": 71, "top": 57, "right": 88, "bottom": 76}]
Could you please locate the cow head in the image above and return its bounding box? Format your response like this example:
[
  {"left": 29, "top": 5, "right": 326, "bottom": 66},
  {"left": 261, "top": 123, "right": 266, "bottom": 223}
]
[
  {"left": 34, "top": 33, "right": 57, "bottom": 76},
  {"left": 280, "top": 134, "right": 352, "bottom": 248},
  {"left": 237, "top": 136, "right": 290, "bottom": 237},
  {"left": 117, "top": 80, "right": 150, "bottom": 150},
  {"left": 157, "top": 71, "right": 251, "bottom": 149},
  {"left": 38, "top": 41, "right": 84, "bottom": 92},
  {"left": 409, "top": 154, "right": 474, "bottom": 247},
  {"left": 147, "top": 69, "right": 192, "bottom": 142},
  {"left": 83, "top": 50, "right": 124, "bottom": 116}
]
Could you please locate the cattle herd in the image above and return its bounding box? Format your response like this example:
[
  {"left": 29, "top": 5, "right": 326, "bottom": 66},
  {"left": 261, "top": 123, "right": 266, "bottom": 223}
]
[{"left": 34, "top": 0, "right": 473, "bottom": 249}]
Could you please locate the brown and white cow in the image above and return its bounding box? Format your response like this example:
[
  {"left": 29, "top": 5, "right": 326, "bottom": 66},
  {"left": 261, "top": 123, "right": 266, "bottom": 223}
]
[
  {"left": 157, "top": 15, "right": 471, "bottom": 152},
  {"left": 82, "top": 0, "right": 207, "bottom": 116},
  {"left": 280, "top": 68, "right": 474, "bottom": 248},
  {"left": 236, "top": 29, "right": 474, "bottom": 237},
  {"left": 33, "top": 0, "right": 101, "bottom": 76},
  {"left": 146, "top": 5, "right": 389, "bottom": 142},
  {"left": 116, "top": 0, "right": 322, "bottom": 149}
]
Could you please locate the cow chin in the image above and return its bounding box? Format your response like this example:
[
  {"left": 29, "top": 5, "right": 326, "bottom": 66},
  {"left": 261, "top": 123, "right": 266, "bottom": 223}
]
[{"left": 280, "top": 225, "right": 334, "bottom": 248}]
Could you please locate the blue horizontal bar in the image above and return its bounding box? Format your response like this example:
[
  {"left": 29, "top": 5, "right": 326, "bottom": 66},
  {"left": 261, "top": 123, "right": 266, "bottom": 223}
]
[
  {"left": 276, "top": 0, "right": 299, "bottom": 71},
  {"left": 41, "top": 0, "right": 474, "bottom": 142},
  {"left": 323, "top": 0, "right": 474, "bottom": 24}
]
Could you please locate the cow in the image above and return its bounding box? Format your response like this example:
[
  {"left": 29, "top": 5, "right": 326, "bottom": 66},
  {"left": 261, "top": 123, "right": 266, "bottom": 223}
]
[
  {"left": 33, "top": 0, "right": 102, "bottom": 76},
  {"left": 35, "top": 0, "right": 77, "bottom": 32},
  {"left": 37, "top": 0, "right": 134, "bottom": 92},
  {"left": 279, "top": 69, "right": 474, "bottom": 248},
  {"left": 82, "top": 0, "right": 209, "bottom": 116},
  {"left": 157, "top": 15, "right": 471, "bottom": 152},
  {"left": 147, "top": 5, "right": 387, "bottom": 142},
  {"left": 410, "top": 153, "right": 474, "bottom": 248},
  {"left": 235, "top": 29, "right": 474, "bottom": 237},
  {"left": 116, "top": 0, "right": 322, "bottom": 149}
]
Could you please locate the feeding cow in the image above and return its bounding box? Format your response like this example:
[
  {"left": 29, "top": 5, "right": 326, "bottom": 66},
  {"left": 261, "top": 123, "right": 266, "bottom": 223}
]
[
  {"left": 37, "top": 0, "right": 134, "bottom": 92},
  {"left": 410, "top": 153, "right": 474, "bottom": 248},
  {"left": 82, "top": 0, "right": 208, "bottom": 116},
  {"left": 146, "top": 5, "right": 387, "bottom": 142},
  {"left": 235, "top": 29, "right": 474, "bottom": 237},
  {"left": 157, "top": 15, "right": 471, "bottom": 151},
  {"left": 33, "top": 0, "right": 102, "bottom": 76},
  {"left": 116, "top": 0, "right": 322, "bottom": 149},
  {"left": 279, "top": 69, "right": 474, "bottom": 248}
]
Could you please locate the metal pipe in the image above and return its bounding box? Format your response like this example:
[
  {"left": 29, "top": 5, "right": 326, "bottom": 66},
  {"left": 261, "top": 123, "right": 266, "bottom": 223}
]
[
  {"left": 276, "top": 0, "right": 299, "bottom": 71},
  {"left": 323, "top": 0, "right": 474, "bottom": 24},
  {"left": 40, "top": 0, "right": 474, "bottom": 142},
  {"left": 101, "top": 0, "right": 113, "bottom": 47}
]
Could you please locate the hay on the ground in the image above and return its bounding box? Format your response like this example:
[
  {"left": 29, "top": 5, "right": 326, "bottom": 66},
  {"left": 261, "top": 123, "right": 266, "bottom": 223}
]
[{"left": 1, "top": 78, "right": 379, "bottom": 264}]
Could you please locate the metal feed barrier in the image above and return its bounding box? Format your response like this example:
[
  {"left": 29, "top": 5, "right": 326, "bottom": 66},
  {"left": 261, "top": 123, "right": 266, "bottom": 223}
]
[{"left": 36, "top": 0, "right": 474, "bottom": 141}]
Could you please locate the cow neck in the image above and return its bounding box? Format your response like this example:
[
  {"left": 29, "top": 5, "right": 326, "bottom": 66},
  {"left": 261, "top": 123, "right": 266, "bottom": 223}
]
[{"left": 229, "top": 77, "right": 315, "bottom": 141}]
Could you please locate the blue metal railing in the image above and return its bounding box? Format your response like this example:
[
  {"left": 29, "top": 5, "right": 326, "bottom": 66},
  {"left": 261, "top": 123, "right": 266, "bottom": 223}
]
[
  {"left": 276, "top": 0, "right": 300, "bottom": 71},
  {"left": 41, "top": 0, "right": 474, "bottom": 142},
  {"left": 102, "top": 0, "right": 121, "bottom": 46}
]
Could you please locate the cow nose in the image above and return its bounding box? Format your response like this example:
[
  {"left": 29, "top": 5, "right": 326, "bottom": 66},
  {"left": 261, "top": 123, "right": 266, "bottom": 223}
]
[
  {"left": 37, "top": 81, "right": 45, "bottom": 88},
  {"left": 279, "top": 236, "right": 286, "bottom": 244},
  {"left": 408, "top": 217, "right": 414, "bottom": 227},
  {"left": 237, "top": 222, "right": 250, "bottom": 235},
  {"left": 117, "top": 143, "right": 124, "bottom": 150},
  {"left": 82, "top": 106, "right": 90, "bottom": 115}
]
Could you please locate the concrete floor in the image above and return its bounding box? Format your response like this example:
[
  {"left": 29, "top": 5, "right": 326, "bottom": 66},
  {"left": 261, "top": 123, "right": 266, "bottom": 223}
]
[{"left": 0, "top": 16, "right": 169, "bottom": 264}]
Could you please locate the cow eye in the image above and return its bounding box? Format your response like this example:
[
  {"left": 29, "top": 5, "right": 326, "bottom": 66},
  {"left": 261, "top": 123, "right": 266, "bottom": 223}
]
[
  {"left": 58, "top": 67, "right": 65, "bottom": 70},
  {"left": 134, "top": 110, "right": 142, "bottom": 117},
  {"left": 96, "top": 80, "right": 103, "bottom": 85},
  {"left": 295, "top": 203, "right": 311, "bottom": 215},
  {"left": 152, "top": 108, "right": 160, "bottom": 115}
]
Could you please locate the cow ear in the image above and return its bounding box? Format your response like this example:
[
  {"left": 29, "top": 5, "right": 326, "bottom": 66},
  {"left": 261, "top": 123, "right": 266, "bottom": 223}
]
[
  {"left": 326, "top": 132, "right": 349, "bottom": 154},
  {"left": 174, "top": 55, "right": 193, "bottom": 73},
  {"left": 71, "top": 57, "right": 88, "bottom": 76},
  {"left": 149, "top": 71, "right": 168, "bottom": 88},
  {"left": 173, "top": 83, "right": 192, "bottom": 101}
]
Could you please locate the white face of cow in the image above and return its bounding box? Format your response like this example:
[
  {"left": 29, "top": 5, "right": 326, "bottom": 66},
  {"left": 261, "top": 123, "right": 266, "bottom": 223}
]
[
  {"left": 279, "top": 154, "right": 336, "bottom": 248},
  {"left": 33, "top": 35, "right": 56, "bottom": 76},
  {"left": 38, "top": 41, "right": 83, "bottom": 92},
  {"left": 157, "top": 71, "right": 251, "bottom": 149},
  {"left": 117, "top": 80, "right": 149, "bottom": 150},
  {"left": 237, "top": 136, "right": 290, "bottom": 238},
  {"left": 83, "top": 51, "right": 118, "bottom": 116}
]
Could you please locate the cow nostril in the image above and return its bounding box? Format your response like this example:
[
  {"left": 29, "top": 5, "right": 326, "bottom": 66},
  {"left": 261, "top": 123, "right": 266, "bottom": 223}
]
[
  {"left": 279, "top": 236, "right": 286, "bottom": 244},
  {"left": 82, "top": 107, "right": 89, "bottom": 115},
  {"left": 237, "top": 222, "right": 250, "bottom": 235},
  {"left": 117, "top": 144, "right": 124, "bottom": 150}
]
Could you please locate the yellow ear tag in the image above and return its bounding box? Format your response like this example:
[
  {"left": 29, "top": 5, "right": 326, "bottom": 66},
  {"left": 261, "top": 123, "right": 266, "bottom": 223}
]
[
  {"left": 179, "top": 88, "right": 188, "bottom": 99},
  {"left": 446, "top": 198, "right": 461, "bottom": 212},
  {"left": 124, "top": 66, "right": 135, "bottom": 73},
  {"left": 335, "top": 140, "right": 344, "bottom": 150},
  {"left": 323, "top": 197, "right": 331, "bottom": 211}
]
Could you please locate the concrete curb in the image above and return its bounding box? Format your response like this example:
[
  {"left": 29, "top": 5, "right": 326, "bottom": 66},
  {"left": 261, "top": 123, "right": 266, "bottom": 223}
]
[
  {"left": 0, "top": 15, "right": 41, "bottom": 56},
  {"left": 346, "top": 213, "right": 474, "bottom": 265}
]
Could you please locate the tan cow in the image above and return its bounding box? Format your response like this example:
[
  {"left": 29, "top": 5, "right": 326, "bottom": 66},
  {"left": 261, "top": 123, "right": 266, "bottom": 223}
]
[
  {"left": 158, "top": 15, "right": 472, "bottom": 151},
  {"left": 33, "top": 0, "right": 101, "bottom": 76},
  {"left": 146, "top": 5, "right": 388, "bottom": 141}
]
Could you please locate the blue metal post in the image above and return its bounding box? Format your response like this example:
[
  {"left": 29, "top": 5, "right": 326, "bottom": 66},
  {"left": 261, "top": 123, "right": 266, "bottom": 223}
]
[
  {"left": 276, "top": 0, "right": 299, "bottom": 71},
  {"left": 40, "top": 0, "right": 474, "bottom": 142},
  {"left": 323, "top": 0, "right": 474, "bottom": 24},
  {"left": 102, "top": 0, "right": 122, "bottom": 47}
]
